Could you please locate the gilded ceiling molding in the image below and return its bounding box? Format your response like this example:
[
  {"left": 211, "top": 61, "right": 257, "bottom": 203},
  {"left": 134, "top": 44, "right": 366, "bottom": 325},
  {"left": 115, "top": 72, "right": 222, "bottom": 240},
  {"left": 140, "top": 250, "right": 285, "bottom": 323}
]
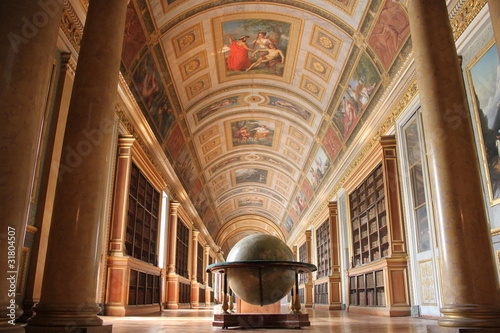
[
  {"left": 450, "top": 0, "right": 487, "bottom": 41},
  {"left": 492, "top": 228, "right": 500, "bottom": 236},
  {"left": 61, "top": 0, "right": 84, "bottom": 52},
  {"left": 158, "top": 0, "right": 355, "bottom": 37}
]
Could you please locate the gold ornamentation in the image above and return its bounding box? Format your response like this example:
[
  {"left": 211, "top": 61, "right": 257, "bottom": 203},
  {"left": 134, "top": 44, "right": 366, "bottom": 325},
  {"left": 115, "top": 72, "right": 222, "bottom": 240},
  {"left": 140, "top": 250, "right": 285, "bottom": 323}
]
[
  {"left": 450, "top": 0, "right": 487, "bottom": 41},
  {"left": 319, "top": 36, "right": 334, "bottom": 49},
  {"left": 60, "top": 1, "right": 84, "bottom": 52}
]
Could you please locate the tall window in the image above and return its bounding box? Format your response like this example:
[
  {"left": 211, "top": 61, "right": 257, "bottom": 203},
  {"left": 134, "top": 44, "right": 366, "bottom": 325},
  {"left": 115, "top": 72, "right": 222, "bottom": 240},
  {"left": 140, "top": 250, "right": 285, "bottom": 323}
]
[
  {"left": 404, "top": 118, "right": 431, "bottom": 252},
  {"left": 176, "top": 220, "right": 189, "bottom": 278},
  {"left": 316, "top": 220, "right": 331, "bottom": 278},
  {"left": 125, "top": 163, "right": 160, "bottom": 265}
]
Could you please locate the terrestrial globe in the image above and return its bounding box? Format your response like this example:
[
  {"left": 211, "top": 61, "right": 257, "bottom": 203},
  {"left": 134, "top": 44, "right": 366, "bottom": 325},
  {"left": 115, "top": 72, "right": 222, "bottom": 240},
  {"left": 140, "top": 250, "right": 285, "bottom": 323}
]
[{"left": 226, "top": 233, "right": 295, "bottom": 306}]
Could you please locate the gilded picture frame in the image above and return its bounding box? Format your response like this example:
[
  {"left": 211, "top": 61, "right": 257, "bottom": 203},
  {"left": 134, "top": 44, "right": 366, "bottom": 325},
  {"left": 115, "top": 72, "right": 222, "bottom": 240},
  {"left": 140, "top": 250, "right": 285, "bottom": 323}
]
[{"left": 466, "top": 40, "right": 500, "bottom": 206}]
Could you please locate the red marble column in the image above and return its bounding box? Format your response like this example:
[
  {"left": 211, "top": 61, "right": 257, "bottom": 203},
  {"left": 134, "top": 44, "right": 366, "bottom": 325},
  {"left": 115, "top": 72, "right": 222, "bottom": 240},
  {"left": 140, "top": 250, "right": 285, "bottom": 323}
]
[
  {"left": 408, "top": 0, "right": 500, "bottom": 327},
  {"left": 166, "top": 201, "right": 180, "bottom": 309},
  {"left": 25, "top": 0, "right": 128, "bottom": 331},
  {"left": 190, "top": 230, "right": 200, "bottom": 307},
  {"left": 0, "top": 1, "right": 62, "bottom": 330}
]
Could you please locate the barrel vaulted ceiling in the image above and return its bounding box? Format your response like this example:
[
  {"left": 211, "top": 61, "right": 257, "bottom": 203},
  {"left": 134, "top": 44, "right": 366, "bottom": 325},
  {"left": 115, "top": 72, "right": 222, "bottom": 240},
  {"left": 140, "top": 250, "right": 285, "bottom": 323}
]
[{"left": 114, "top": 0, "right": 412, "bottom": 250}]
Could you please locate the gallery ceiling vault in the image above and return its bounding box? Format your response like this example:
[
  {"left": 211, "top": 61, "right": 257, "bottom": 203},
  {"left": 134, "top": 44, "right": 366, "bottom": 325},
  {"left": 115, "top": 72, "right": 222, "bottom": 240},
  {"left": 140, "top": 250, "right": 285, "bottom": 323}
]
[{"left": 102, "top": 0, "right": 413, "bottom": 251}]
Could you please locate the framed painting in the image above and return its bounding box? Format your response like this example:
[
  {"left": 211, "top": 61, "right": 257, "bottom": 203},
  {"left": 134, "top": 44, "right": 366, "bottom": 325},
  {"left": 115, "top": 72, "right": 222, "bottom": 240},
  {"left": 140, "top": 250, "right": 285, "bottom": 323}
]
[
  {"left": 466, "top": 41, "right": 500, "bottom": 205},
  {"left": 212, "top": 13, "right": 303, "bottom": 84}
]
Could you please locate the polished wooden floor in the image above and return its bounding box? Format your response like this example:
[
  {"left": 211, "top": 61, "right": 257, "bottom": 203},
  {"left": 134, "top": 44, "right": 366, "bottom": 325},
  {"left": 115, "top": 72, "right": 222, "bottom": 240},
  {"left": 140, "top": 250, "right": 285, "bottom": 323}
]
[{"left": 101, "top": 305, "right": 439, "bottom": 332}]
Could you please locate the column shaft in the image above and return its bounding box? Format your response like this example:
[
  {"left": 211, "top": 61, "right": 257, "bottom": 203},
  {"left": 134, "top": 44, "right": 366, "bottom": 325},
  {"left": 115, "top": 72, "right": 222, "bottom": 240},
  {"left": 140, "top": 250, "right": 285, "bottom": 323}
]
[
  {"left": 26, "top": 0, "right": 128, "bottom": 330},
  {"left": 166, "top": 202, "right": 180, "bottom": 309},
  {"left": 108, "top": 136, "right": 135, "bottom": 257},
  {"left": 328, "top": 202, "right": 342, "bottom": 310},
  {"left": 191, "top": 230, "right": 200, "bottom": 307},
  {"left": 0, "top": 0, "right": 63, "bottom": 330},
  {"left": 408, "top": 0, "right": 500, "bottom": 327}
]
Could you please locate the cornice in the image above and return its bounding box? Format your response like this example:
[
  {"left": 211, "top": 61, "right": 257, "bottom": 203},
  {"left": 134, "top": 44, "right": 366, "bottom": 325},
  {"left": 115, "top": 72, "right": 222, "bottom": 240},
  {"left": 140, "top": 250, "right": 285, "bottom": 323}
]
[
  {"left": 450, "top": 0, "right": 488, "bottom": 41},
  {"left": 61, "top": 0, "right": 84, "bottom": 52}
]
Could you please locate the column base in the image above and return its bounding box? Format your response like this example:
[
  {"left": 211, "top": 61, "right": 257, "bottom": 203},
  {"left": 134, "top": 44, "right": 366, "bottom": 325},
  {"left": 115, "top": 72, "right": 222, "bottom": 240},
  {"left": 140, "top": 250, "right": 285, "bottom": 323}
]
[
  {"left": 25, "top": 325, "right": 111, "bottom": 333},
  {"left": 439, "top": 306, "right": 500, "bottom": 328}
]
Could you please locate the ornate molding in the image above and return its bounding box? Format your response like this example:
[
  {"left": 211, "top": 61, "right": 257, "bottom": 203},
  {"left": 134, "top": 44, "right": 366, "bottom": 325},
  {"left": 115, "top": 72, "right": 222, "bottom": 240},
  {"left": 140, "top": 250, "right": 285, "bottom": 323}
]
[
  {"left": 450, "top": 0, "right": 488, "bottom": 41},
  {"left": 61, "top": 0, "right": 84, "bottom": 52}
]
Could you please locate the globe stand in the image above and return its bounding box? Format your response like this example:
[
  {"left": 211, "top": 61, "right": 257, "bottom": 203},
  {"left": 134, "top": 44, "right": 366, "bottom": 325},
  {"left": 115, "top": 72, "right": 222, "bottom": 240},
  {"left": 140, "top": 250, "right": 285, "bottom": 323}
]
[{"left": 207, "top": 261, "right": 317, "bottom": 329}]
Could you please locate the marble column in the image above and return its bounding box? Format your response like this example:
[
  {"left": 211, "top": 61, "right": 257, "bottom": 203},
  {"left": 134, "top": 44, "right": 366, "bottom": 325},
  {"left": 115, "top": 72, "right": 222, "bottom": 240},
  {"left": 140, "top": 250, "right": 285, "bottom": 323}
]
[
  {"left": 489, "top": 0, "right": 500, "bottom": 59},
  {"left": 328, "top": 202, "right": 342, "bottom": 310},
  {"left": 166, "top": 201, "right": 180, "bottom": 309},
  {"left": 104, "top": 135, "right": 135, "bottom": 316},
  {"left": 408, "top": 0, "right": 500, "bottom": 327},
  {"left": 0, "top": 1, "right": 63, "bottom": 331},
  {"left": 108, "top": 136, "right": 135, "bottom": 257},
  {"left": 190, "top": 230, "right": 200, "bottom": 307},
  {"left": 204, "top": 245, "right": 211, "bottom": 305},
  {"left": 25, "top": 0, "right": 128, "bottom": 331},
  {"left": 304, "top": 230, "right": 313, "bottom": 308}
]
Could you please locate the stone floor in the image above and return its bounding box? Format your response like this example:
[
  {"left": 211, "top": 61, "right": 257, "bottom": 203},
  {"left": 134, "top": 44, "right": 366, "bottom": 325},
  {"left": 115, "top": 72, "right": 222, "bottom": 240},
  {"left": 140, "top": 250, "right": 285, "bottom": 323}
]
[{"left": 101, "top": 306, "right": 439, "bottom": 333}]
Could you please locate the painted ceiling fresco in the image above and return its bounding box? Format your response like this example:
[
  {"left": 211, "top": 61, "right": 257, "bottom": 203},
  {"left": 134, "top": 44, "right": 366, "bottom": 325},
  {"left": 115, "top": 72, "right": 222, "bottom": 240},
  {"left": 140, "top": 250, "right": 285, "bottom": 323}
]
[{"left": 120, "top": 0, "right": 411, "bottom": 249}]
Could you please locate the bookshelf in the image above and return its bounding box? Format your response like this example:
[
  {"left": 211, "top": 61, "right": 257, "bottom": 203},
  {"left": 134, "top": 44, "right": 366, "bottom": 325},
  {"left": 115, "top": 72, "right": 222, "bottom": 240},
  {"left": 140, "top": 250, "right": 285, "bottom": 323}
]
[
  {"left": 128, "top": 269, "right": 160, "bottom": 306},
  {"left": 125, "top": 163, "right": 160, "bottom": 266},
  {"left": 176, "top": 219, "right": 190, "bottom": 279},
  {"left": 316, "top": 219, "right": 331, "bottom": 278},
  {"left": 349, "top": 164, "right": 387, "bottom": 267},
  {"left": 348, "top": 270, "right": 385, "bottom": 306}
]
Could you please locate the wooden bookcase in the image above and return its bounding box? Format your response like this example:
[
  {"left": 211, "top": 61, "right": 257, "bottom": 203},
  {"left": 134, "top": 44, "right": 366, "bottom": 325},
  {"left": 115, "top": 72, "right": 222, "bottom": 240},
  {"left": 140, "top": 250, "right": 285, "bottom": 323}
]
[
  {"left": 125, "top": 163, "right": 160, "bottom": 266},
  {"left": 299, "top": 243, "right": 307, "bottom": 285},
  {"left": 176, "top": 219, "right": 190, "bottom": 279},
  {"left": 346, "top": 136, "right": 410, "bottom": 317},
  {"left": 128, "top": 269, "right": 160, "bottom": 306},
  {"left": 349, "top": 270, "right": 385, "bottom": 307},
  {"left": 316, "top": 219, "right": 331, "bottom": 278},
  {"left": 349, "top": 164, "right": 387, "bottom": 267}
]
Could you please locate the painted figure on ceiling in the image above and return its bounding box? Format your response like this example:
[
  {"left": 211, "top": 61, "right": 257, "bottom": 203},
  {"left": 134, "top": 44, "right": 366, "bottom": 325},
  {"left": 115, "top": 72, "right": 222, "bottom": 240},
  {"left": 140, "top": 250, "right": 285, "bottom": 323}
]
[
  {"left": 246, "top": 43, "right": 285, "bottom": 72},
  {"left": 226, "top": 35, "right": 252, "bottom": 71}
]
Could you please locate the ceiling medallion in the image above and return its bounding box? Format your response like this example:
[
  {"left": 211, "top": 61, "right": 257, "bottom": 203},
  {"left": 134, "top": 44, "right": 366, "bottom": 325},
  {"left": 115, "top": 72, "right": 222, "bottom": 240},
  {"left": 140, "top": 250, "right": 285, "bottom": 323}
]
[
  {"left": 319, "top": 36, "right": 334, "bottom": 49},
  {"left": 247, "top": 95, "right": 263, "bottom": 103},
  {"left": 245, "top": 154, "right": 260, "bottom": 161}
]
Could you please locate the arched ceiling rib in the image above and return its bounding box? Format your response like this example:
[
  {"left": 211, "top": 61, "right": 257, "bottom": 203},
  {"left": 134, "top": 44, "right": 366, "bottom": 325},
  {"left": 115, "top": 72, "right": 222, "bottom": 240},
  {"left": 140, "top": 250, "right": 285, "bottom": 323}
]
[{"left": 120, "top": 0, "right": 411, "bottom": 249}]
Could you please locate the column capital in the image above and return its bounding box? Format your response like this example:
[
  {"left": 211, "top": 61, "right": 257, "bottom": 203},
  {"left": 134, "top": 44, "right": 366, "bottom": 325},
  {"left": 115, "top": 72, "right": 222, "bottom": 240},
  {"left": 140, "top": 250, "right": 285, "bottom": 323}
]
[
  {"left": 305, "top": 229, "right": 312, "bottom": 240},
  {"left": 328, "top": 201, "right": 338, "bottom": 214},
  {"left": 169, "top": 201, "right": 181, "bottom": 213}
]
